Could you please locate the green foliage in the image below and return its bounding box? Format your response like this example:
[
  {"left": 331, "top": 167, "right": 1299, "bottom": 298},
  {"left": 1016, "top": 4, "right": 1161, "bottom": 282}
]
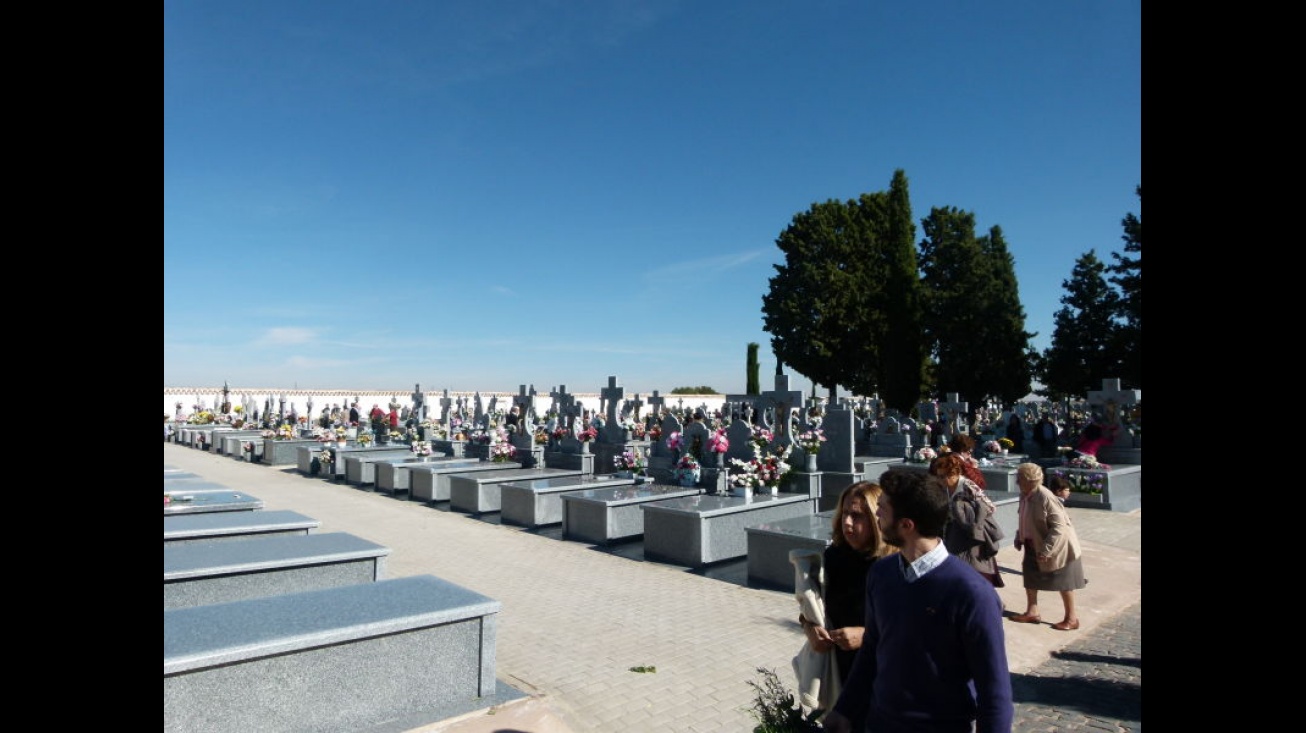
[
  {"left": 628, "top": 665, "right": 657, "bottom": 673},
  {"left": 762, "top": 169, "right": 924, "bottom": 412},
  {"left": 744, "top": 667, "right": 822, "bottom": 733},
  {"left": 1108, "top": 185, "right": 1141, "bottom": 389},
  {"left": 746, "top": 343, "right": 761, "bottom": 395},
  {"left": 1038, "top": 250, "right": 1122, "bottom": 399},
  {"left": 670, "top": 386, "right": 717, "bottom": 395}
]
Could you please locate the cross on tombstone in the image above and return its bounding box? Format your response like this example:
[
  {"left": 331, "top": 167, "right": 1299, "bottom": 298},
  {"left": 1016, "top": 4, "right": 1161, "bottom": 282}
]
[
  {"left": 439, "top": 389, "right": 453, "bottom": 424},
  {"left": 513, "top": 384, "right": 535, "bottom": 420},
  {"left": 221, "top": 381, "right": 232, "bottom": 413},
  {"left": 647, "top": 390, "right": 666, "bottom": 419},
  {"left": 1086, "top": 378, "right": 1140, "bottom": 430},
  {"left": 554, "top": 385, "right": 579, "bottom": 430},
  {"left": 411, "top": 383, "right": 426, "bottom": 421},
  {"left": 938, "top": 393, "right": 969, "bottom": 439},
  {"left": 628, "top": 393, "right": 643, "bottom": 420},
  {"left": 600, "top": 376, "right": 624, "bottom": 426},
  {"left": 473, "top": 393, "right": 484, "bottom": 424},
  {"left": 756, "top": 373, "right": 804, "bottom": 445}
]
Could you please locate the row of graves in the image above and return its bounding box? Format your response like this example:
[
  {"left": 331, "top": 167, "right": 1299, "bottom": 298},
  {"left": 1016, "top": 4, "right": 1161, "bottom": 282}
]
[
  {"left": 170, "top": 373, "right": 1141, "bottom": 600},
  {"left": 162, "top": 467, "right": 511, "bottom": 733}
]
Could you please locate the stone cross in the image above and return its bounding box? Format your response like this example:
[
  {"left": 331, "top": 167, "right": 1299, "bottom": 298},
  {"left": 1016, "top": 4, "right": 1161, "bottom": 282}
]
[
  {"left": 628, "top": 393, "right": 644, "bottom": 420},
  {"left": 756, "top": 373, "right": 804, "bottom": 446},
  {"left": 411, "top": 383, "right": 426, "bottom": 421},
  {"left": 474, "top": 393, "right": 484, "bottom": 425},
  {"left": 647, "top": 390, "right": 666, "bottom": 419},
  {"left": 600, "top": 376, "right": 624, "bottom": 427},
  {"left": 306, "top": 395, "right": 314, "bottom": 417},
  {"left": 938, "top": 393, "right": 969, "bottom": 439},
  {"left": 439, "top": 389, "right": 453, "bottom": 424},
  {"left": 554, "top": 385, "right": 580, "bottom": 430},
  {"left": 513, "top": 384, "right": 535, "bottom": 420},
  {"left": 221, "top": 381, "right": 232, "bottom": 413},
  {"left": 1086, "top": 378, "right": 1140, "bottom": 430}
]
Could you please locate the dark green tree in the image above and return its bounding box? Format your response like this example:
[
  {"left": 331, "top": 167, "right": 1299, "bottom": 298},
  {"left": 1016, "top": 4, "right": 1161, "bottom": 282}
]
[
  {"left": 917, "top": 206, "right": 991, "bottom": 405},
  {"left": 762, "top": 198, "right": 880, "bottom": 404},
  {"left": 762, "top": 170, "right": 924, "bottom": 412},
  {"left": 974, "top": 225, "right": 1035, "bottom": 405},
  {"left": 867, "top": 170, "right": 924, "bottom": 412},
  {"left": 745, "top": 342, "right": 761, "bottom": 395},
  {"left": 1108, "top": 185, "right": 1142, "bottom": 389},
  {"left": 1038, "top": 250, "right": 1123, "bottom": 399}
]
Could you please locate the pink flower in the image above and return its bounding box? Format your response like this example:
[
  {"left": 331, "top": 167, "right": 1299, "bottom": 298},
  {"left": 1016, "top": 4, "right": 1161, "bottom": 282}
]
[{"left": 708, "top": 429, "right": 729, "bottom": 453}]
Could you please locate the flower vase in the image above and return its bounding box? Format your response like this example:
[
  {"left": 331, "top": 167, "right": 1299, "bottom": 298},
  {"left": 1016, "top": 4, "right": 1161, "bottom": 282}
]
[
  {"left": 616, "top": 470, "right": 633, "bottom": 479},
  {"left": 714, "top": 452, "right": 725, "bottom": 468},
  {"left": 623, "top": 430, "right": 633, "bottom": 442},
  {"left": 805, "top": 453, "right": 818, "bottom": 473},
  {"left": 1001, "top": 449, "right": 1008, "bottom": 456},
  {"left": 580, "top": 441, "right": 590, "bottom": 454},
  {"left": 731, "top": 485, "right": 753, "bottom": 499},
  {"left": 679, "top": 471, "right": 700, "bottom": 488},
  {"left": 768, "top": 485, "right": 779, "bottom": 496}
]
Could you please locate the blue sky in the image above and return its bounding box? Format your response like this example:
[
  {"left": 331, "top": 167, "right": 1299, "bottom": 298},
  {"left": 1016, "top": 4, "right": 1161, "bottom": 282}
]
[{"left": 164, "top": 0, "right": 1141, "bottom": 398}]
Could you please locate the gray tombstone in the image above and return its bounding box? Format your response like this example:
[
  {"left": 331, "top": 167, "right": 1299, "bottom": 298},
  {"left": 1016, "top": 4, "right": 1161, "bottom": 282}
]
[
  {"left": 647, "top": 390, "right": 666, "bottom": 420},
  {"left": 600, "top": 376, "right": 625, "bottom": 442},
  {"left": 439, "top": 389, "right": 453, "bottom": 425},
  {"left": 1085, "top": 378, "right": 1140, "bottom": 432},
  {"left": 820, "top": 408, "right": 856, "bottom": 474},
  {"left": 755, "top": 373, "right": 803, "bottom": 450}
]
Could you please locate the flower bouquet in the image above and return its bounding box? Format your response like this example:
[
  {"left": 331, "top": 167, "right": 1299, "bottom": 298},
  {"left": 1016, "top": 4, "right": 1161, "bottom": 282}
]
[
  {"left": 910, "top": 446, "right": 938, "bottom": 464},
  {"left": 648, "top": 424, "right": 662, "bottom": 441},
  {"left": 534, "top": 428, "right": 550, "bottom": 444},
  {"left": 613, "top": 448, "right": 646, "bottom": 474},
  {"left": 982, "top": 440, "right": 1002, "bottom": 454},
  {"left": 1066, "top": 454, "right": 1111, "bottom": 470},
  {"left": 666, "top": 431, "right": 683, "bottom": 451},
  {"left": 577, "top": 426, "right": 598, "bottom": 443},
  {"left": 356, "top": 432, "right": 374, "bottom": 446},
  {"left": 411, "top": 441, "right": 434, "bottom": 457},
  {"left": 551, "top": 426, "right": 570, "bottom": 442},
  {"left": 490, "top": 442, "right": 517, "bottom": 463},
  {"left": 672, "top": 454, "right": 701, "bottom": 486},
  {"left": 795, "top": 429, "right": 825, "bottom": 453},
  {"left": 276, "top": 424, "right": 296, "bottom": 440},
  {"left": 750, "top": 426, "right": 774, "bottom": 451},
  {"left": 318, "top": 448, "right": 334, "bottom": 466},
  {"left": 998, "top": 437, "right": 1015, "bottom": 451},
  {"left": 707, "top": 429, "right": 730, "bottom": 454}
]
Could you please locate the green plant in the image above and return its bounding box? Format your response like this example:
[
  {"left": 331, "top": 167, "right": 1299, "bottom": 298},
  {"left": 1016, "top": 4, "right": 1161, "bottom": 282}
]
[{"left": 744, "top": 667, "right": 822, "bottom": 733}]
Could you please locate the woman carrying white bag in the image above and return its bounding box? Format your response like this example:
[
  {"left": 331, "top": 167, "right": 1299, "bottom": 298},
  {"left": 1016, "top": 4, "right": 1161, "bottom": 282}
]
[{"left": 792, "top": 481, "right": 898, "bottom": 727}]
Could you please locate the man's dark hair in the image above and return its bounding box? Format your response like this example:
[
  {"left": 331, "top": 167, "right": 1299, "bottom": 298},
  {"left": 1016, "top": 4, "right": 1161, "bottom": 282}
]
[{"left": 880, "top": 469, "right": 950, "bottom": 538}]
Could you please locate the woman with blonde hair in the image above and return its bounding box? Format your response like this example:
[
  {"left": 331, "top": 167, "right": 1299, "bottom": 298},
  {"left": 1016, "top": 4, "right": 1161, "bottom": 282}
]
[{"left": 795, "top": 482, "right": 897, "bottom": 724}]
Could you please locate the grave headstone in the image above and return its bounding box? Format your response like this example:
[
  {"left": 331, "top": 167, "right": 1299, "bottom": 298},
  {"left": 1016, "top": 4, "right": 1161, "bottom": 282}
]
[{"left": 599, "top": 376, "right": 624, "bottom": 442}]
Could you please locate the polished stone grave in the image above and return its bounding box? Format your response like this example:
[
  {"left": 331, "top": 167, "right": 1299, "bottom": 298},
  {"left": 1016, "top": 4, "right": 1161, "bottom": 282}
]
[
  {"left": 163, "top": 531, "right": 389, "bottom": 610},
  {"left": 164, "top": 509, "right": 320, "bottom": 545},
  {"left": 499, "top": 473, "right": 637, "bottom": 528},
  {"left": 642, "top": 492, "right": 813, "bottom": 567},
  {"left": 164, "top": 488, "right": 264, "bottom": 516},
  {"left": 164, "top": 574, "right": 505, "bottom": 733},
  {"left": 745, "top": 510, "right": 835, "bottom": 592},
  {"left": 560, "top": 484, "right": 705, "bottom": 545},
  {"left": 448, "top": 466, "right": 585, "bottom": 514},
  {"left": 375, "top": 456, "right": 480, "bottom": 495}
]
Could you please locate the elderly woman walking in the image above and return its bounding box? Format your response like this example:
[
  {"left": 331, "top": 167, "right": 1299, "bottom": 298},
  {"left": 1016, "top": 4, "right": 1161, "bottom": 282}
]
[{"left": 1009, "top": 462, "right": 1087, "bottom": 630}]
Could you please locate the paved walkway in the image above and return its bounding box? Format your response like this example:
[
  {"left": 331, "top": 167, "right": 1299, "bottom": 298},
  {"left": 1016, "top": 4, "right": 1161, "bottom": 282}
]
[{"left": 164, "top": 443, "right": 1140, "bottom": 732}]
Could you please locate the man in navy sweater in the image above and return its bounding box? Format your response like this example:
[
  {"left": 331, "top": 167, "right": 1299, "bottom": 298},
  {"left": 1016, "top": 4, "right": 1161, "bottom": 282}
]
[{"left": 823, "top": 469, "right": 1013, "bottom": 733}]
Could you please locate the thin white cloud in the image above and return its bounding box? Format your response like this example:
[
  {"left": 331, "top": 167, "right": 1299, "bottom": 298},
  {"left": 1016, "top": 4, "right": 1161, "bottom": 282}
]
[
  {"left": 253, "top": 327, "right": 319, "bottom": 346},
  {"left": 642, "top": 249, "right": 767, "bottom": 279}
]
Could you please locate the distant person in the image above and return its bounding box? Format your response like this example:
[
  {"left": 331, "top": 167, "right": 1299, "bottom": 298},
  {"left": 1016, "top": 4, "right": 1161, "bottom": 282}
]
[
  {"left": 823, "top": 469, "right": 1013, "bottom": 733},
  {"left": 349, "top": 402, "right": 361, "bottom": 424},
  {"left": 1046, "top": 474, "right": 1072, "bottom": 504},
  {"left": 947, "top": 433, "right": 987, "bottom": 490},
  {"left": 505, "top": 405, "right": 521, "bottom": 429},
  {"left": 1033, "top": 415, "right": 1058, "bottom": 457},
  {"left": 1071, "top": 423, "right": 1117, "bottom": 460},
  {"left": 1005, "top": 414, "right": 1024, "bottom": 453},
  {"left": 1009, "top": 463, "right": 1086, "bottom": 631}
]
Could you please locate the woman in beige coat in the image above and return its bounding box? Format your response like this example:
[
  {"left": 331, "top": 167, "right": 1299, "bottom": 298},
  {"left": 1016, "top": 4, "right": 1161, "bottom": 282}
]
[{"left": 1009, "top": 463, "right": 1087, "bottom": 630}]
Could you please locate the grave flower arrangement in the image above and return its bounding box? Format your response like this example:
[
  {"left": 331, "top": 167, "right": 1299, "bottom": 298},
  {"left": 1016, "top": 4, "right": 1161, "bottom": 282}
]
[
  {"left": 552, "top": 426, "right": 570, "bottom": 442},
  {"left": 795, "top": 429, "right": 826, "bottom": 454},
  {"left": 730, "top": 444, "right": 792, "bottom": 491},
  {"left": 490, "top": 442, "right": 517, "bottom": 463},
  {"left": 750, "top": 426, "right": 775, "bottom": 451},
  {"left": 534, "top": 428, "right": 550, "bottom": 444},
  {"left": 998, "top": 437, "right": 1015, "bottom": 451},
  {"left": 411, "top": 440, "right": 433, "bottom": 457},
  {"left": 707, "top": 429, "right": 730, "bottom": 454},
  {"left": 1047, "top": 468, "right": 1106, "bottom": 495},
  {"left": 318, "top": 448, "right": 334, "bottom": 467},
  {"left": 910, "top": 446, "right": 938, "bottom": 464},
  {"left": 356, "top": 432, "right": 373, "bottom": 446},
  {"left": 276, "top": 424, "right": 296, "bottom": 440},
  {"left": 672, "top": 453, "right": 701, "bottom": 484},
  {"left": 613, "top": 448, "right": 646, "bottom": 474},
  {"left": 261, "top": 429, "right": 277, "bottom": 439},
  {"left": 648, "top": 424, "right": 662, "bottom": 442},
  {"left": 666, "top": 431, "right": 683, "bottom": 451},
  {"left": 983, "top": 440, "right": 1003, "bottom": 454},
  {"left": 577, "top": 426, "right": 598, "bottom": 443},
  {"left": 1066, "top": 454, "right": 1111, "bottom": 470}
]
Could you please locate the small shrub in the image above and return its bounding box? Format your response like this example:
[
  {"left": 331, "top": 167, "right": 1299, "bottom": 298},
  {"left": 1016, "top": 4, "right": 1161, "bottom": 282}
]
[{"left": 744, "top": 667, "right": 822, "bottom": 733}]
